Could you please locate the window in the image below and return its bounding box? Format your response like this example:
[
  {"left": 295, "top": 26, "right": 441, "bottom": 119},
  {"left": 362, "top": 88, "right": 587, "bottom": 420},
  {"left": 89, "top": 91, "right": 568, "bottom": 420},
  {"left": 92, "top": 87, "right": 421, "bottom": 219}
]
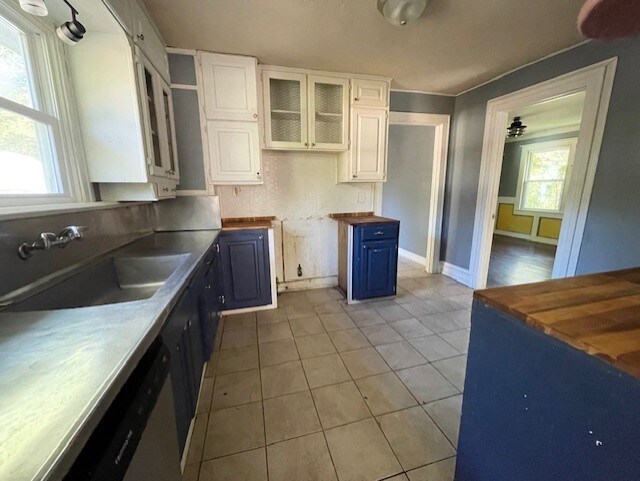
[
  {"left": 0, "top": 4, "right": 83, "bottom": 207},
  {"left": 516, "top": 138, "right": 577, "bottom": 213}
]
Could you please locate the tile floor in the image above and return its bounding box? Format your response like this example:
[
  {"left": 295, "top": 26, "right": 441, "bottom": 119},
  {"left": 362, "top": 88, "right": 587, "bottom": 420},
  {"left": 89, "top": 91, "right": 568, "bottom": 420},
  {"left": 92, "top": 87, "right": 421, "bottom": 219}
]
[{"left": 184, "top": 259, "right": 473, "bottom": 481}]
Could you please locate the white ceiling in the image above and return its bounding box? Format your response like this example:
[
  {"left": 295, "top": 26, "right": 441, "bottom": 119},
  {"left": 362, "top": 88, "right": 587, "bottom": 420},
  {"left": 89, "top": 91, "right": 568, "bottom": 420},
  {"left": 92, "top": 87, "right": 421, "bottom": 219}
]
[
  {"left": 142, "top": 0, "right": 587, "bottom": 95},
  {"left": 509, "top": 91, "right": 586, "bottom": 138}
]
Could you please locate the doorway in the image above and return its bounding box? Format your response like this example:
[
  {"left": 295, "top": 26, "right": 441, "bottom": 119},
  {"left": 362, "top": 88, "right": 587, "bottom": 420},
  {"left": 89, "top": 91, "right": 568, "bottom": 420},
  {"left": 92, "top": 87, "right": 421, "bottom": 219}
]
[
  {"left": 468, "top": 58, "right": 617, "bottom": 289},
  {"left": 378, "top": 112, "right": 450, "bottom": 274},
  {"left": 487, "top": 92, "right": 585, "bottom": 287}
]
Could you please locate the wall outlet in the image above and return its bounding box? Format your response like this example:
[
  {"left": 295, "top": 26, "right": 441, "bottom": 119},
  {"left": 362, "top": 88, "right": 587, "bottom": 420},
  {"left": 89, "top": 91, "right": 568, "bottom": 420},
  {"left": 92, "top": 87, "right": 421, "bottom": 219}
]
[{"left": 358, "top": 192, "right": 366, "bottom": 203}]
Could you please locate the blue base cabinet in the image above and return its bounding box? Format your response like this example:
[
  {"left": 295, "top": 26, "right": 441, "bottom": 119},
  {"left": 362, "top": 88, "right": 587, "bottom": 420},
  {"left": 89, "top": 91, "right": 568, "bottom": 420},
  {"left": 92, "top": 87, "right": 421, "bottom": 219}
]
[
  {"left": 218, "top": 229, "right": 271, "bottom": 310},
  {"left": 353, "top": 222, "right": 399, "bottom": 300}
]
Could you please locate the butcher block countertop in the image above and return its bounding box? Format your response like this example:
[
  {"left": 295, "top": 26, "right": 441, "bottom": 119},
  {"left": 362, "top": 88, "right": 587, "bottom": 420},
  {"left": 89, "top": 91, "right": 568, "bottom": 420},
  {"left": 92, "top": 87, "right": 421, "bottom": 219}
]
[
  {"left": 221, "top": 216, "right": 275, "bottom": 230},
  {"left": 475, "top": 268, "right": 640, "bottom": 378},
  {"left": 329, "top": 212, "right": 399, "bottom": 225}
]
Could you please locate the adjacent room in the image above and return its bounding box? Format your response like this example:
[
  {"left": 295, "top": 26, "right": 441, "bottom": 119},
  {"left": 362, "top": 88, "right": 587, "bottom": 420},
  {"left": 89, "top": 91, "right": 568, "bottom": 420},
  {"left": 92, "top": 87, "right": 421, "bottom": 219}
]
[{"left": 1, "top": 1, "right": 640, "bottom": 481}]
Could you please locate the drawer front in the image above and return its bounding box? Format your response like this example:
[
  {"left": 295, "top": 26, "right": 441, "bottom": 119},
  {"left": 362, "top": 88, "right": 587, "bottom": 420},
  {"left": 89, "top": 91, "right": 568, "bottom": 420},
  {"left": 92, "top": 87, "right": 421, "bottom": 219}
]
[{"left": 359, "top": 223, "right": 398, "bottom": 241}]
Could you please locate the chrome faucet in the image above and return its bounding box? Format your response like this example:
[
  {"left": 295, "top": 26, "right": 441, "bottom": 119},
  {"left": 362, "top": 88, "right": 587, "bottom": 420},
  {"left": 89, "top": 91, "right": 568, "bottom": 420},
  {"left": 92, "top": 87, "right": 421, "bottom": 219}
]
[{"left": 18, "top": 225, "right": 88, "bottom": 260}]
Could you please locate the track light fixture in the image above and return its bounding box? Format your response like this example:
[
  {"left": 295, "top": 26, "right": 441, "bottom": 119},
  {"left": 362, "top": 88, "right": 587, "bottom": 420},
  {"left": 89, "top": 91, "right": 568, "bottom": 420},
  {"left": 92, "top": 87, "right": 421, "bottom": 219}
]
[
  {"left": 56, "top": 0, "right": 85, "bottom": 46},
  {"left": 507, "top": 117, "right": 527, "bottom": 138},
  {"left": 19, "top": 0, "right": 48, "bottom": 16}
]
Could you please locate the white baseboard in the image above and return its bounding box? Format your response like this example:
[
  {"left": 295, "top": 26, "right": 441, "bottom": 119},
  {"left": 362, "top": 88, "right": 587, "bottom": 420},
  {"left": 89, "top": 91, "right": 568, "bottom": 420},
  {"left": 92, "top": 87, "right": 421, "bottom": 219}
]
[
  {"left": 494, "top": 229, "right": 558, "bottom": 246},
  {"left": 278, "top": 276, "right": 338, "bottom": 293},
  {"left": 398, "top": 248, "right": 427, "bottom": 267},
  {"left": 441, "top": 261, "right": 472, "bottom": 287}
]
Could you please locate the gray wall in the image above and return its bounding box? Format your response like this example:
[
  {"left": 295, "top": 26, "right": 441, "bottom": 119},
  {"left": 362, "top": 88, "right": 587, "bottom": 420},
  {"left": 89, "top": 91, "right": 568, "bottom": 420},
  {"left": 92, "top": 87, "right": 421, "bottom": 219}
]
[
  {"left": 499, "top": 131, "right": 578, "bottom": 197},
  {"left": 441, "top": 38, "right": 640, "bottom": 275},
  {"left": 390, "top": 90, "right": 455, "bottom": 115},
  {"left": 382, "top": 125, "right": 436, "bottom": 257}
]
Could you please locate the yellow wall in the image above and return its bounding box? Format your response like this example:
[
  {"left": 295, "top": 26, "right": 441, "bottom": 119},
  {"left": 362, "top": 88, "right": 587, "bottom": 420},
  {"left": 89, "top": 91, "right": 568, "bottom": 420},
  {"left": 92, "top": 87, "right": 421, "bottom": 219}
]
[
  {"left": 496, "top": 203, "right": 534, "bottom": 234},
  {"left": 538, "top": 217, "right": 562, "bottom": 239}
]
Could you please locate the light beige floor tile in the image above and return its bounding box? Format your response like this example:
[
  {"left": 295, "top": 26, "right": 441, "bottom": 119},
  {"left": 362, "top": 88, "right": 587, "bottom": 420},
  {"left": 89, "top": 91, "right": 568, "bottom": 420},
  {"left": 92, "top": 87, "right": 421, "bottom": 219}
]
[
  {"left": 223, "top": 312, "right": 256, "bottom": 331},
  {"left": 328, "top": 328, "right": 371, "bottom": 352},
  {"left": 340, "top": 347, "right": 391, "bottom": 379},
  {"left": 314, "top": 300, "right": 346, "bottom": 315},
  {"left": 325, "top": 418, "right": 402, "bottom": 481},
  {"left": 295, "top": 332, "right": 337, "bottom": 359},
  {"left": 259, "top": 338, "right": 299, "bottom": 367},
  {"left": 257, "top": 308, "right": 288, "bottom": 325},
  {"left": 406, "top": 457, "right": 456, "bottom": 481},
  {"left": 391, "top": 318, "right": 433, "bottom": 340},
  {"left": 348, "top": 309, "right": 386, "bottom": 327},
  {"left": 286, "top": 304, "right": 317, "bottom": 320},
  {"left": 212, "top": 369, "right": 262, "bottom": 410},
  {"left": 261, "top": 360, "right": 308, "bottom": 399},
  {"left": 424, "top": 395, "right": 463, "bottom": 447},
  {"left": 438, "top": 329, "right": 470, "bottom": 354},
  {"left": 266, "top": 432, "right": 337, "bottom": 481},
  {"left": 319, "top": 312, "right": 357, "bottom": 332},
  {"left": 258, "top": 321, "right": 293, "bottom": 344},
  {"left": 196, "top": 377, "right": 214, "bottom": 414},
  {"left": 378, "top": 407, "right": 456, "bottom": 471},
  {"left": 217, "top": 345, "right": 259, "bottom": 375},
  {"left": 432, "top": 355, "right": 467, "bottom": 391},
  {"left": 264, "top": 391, "right": 322, "bottom": 444},
  {"left": 302, "top": 353, "right": 351, "bottom": 389},
  {"left": 361, "top": 324, "right": 404, "bottom": 346},
  {"left": 306, "top": 288, "right": 340, "bottom": 305},
  {"left": 396, "top": 365, "right": 458, "bottom": 405},
  {"left": 356, "top": 372, "right": 418, "bottom": 416},
  {"left": 203, "top": 402, "right": 264, "bottom": 459},
  {"left": 199, "top": 448, "right": 267, "bottom": 481},
  {"left": 312, "top": 381, "right": 371, "bottom": 429},
  {"left": 289, "top": 315, "right": 325, "bottom": 337},
  {"left": 220, "top": 327, "right": 257, "bottom": 350},
  {"left": 386, "top": 475, "right": 410, "bottom": 481},
  {"left": 186, "top": 412, "right": 209, "bottom": 465},
  {"left": 400, "top": 301, "right": 439, "bottom": 318},
  {"left": 409, "top": 336, "right": 460, "bottom": 362},
  {"left": 182, "top": 462, "right": 200, "bottom": 481},
  {"left": 376, "top": 305, "right": 413, "bottom": 322},
  {"left": 376, "top": 341, "right": 428, "bottom": 370}
]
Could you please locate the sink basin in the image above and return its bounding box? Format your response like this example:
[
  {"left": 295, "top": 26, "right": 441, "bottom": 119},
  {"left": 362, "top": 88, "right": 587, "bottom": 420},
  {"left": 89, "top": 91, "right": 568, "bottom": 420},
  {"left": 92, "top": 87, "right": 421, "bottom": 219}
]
[{"left": 6, "top": 254, "right": 189, "bottom": 311}]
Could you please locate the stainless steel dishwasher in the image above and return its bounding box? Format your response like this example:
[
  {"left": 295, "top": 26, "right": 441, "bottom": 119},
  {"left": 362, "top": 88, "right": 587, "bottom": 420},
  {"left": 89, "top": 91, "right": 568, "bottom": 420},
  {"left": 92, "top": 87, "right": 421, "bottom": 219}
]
[{"left": 64, "top": 339, "right": 182, "bottom": 481}]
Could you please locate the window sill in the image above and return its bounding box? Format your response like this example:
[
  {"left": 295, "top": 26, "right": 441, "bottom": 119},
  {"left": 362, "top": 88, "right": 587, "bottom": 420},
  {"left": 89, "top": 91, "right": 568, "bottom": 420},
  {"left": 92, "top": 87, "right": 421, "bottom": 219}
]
[
  {"left": 0, "top": 201, "right": 150, "bottom": 222},
  {"left": 513, "top": 208, "right": 564, "bottom": 218}
]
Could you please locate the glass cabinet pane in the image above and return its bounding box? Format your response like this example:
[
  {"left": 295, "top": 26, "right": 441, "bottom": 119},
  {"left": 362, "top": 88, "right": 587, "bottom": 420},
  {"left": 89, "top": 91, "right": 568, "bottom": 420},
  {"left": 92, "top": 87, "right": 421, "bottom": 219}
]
[
  {"left": 314, "top": 82, "right": 343, "bottom": 144},
  {"left": 162, "top": 89, "right": 177, "bottom": 174},
  {"left": 269, "top": 78, "right": 302, "bottom": 143},
  {"left": 144, "top": 68, "right": 162, "bottom": 168}
]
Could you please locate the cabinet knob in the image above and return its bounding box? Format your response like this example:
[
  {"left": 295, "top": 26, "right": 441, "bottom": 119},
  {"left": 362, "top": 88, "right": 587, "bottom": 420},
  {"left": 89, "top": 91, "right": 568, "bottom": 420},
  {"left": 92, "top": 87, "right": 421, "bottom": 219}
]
[
  {"left": 353, "top": 174, "right": 358, "bottom": 178},
  {"left": 304, "top": 142, "right": 308, "bottom": 147},
  {"left": 311, "top": 143, "right": 316, "bottom": 147},
  {"left": 258, "top": 234, "right": 263, "bottom": 240},
  {"left": 162, "top": 187, "right": 170, "bottom": 192},
  {"left": 253, "top": 113, "right": 258, "bottom": 119},
  {"left": 256, "top": 172, "right": 261, "bottom": 179},
  {"left": 354, "top": 97, "right": 359, "bottom": 101},
  {"left": 137, "top": 33, "right": 144, "bottom": 41}
]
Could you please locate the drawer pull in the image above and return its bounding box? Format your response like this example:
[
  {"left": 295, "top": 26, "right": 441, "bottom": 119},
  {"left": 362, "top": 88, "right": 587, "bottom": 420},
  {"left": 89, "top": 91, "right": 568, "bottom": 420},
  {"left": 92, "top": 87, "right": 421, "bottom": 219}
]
[{"left": 374, "top": 231, "right": 384, "bottom": 235}]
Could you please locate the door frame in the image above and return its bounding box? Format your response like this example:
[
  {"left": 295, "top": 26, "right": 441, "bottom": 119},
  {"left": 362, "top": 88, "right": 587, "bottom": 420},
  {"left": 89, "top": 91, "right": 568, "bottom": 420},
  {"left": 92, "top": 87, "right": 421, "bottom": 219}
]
[
  {"left": 468, "top": 58, "right": 617, "bottom": 289},
  {"left": 376, "top": 112, "right": 451, "bottom": 274}
]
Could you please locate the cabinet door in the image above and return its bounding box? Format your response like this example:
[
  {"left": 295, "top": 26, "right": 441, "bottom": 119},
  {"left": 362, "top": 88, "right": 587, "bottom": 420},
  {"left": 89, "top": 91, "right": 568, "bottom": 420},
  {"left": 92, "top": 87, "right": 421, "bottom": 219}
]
[
  {"left": 160, "top": 79, "right": 180, "bottom": 180},
  {"left": 263, "top": 70, "right": 308, "bottom": 149},
  {"left": 131, "top": 0, "right": 169, "bottom": 82},
  {"left": 136, "top": 53, "right": 166, "bottom": 178},
  {"left": 198, "top": 257, "right": 220, "bottom": 360},
  {"left": 200, "top": 52, "right": 258, "bottom": 122},
  {"left": 219, "top": 230, "right": 271, "bottom": 310},
  {"left": 352, "top": 79, "right": 389, "bottom": 107},
  {"left": 308, "top": 75, "right": 349, "bottom": 151},
  {"left": 103, "top": 0, "right": 133, "bottom": 35},
  {"left": 351, "top": 107, "right": 388, "bottom": 181},
  {"left": 354, "top": 238, "right": 398, "bottom": 300},
  {"left": 206, "top": 120, "right": 262, "bottom": 184}
]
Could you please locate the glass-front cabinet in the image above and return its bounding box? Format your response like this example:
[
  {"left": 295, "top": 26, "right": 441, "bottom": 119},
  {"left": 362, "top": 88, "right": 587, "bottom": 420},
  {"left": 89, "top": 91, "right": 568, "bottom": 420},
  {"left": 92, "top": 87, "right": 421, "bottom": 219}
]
[{"left": 308, "top": 75, "right": 349, "bottom": 150}]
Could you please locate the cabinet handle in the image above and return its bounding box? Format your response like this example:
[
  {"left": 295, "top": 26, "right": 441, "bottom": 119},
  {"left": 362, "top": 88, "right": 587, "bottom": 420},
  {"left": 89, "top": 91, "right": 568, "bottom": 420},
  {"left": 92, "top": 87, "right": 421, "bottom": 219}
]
[
  {"left": 258, "top": 234, "right": 263, "bottom": 240},
  {"left": 256, "top": 172, "right": 261, "bottom": 179},
  {"left": 311, "top": 143, "right": 316, "bottom": 147},
  {"left": 137, "top": 33, "right": 144, "bottom": 41},
  {"left": 354, "top": 97, "right": 359, "bottom": 101},
  {"left": 374, "top": 231, "right": 384, "bottom": 235},
  {"left": 304, "top": 142, "right": 308, "bottom": 147},
  {"left": 253, "top": 113, "right": 258, "bottom": 119},
  {"left": 162, "top": 187, "right": 170, "bottom": 192},
  {"left": 353, "top": 174, "right": 358, "bottom": 178}
]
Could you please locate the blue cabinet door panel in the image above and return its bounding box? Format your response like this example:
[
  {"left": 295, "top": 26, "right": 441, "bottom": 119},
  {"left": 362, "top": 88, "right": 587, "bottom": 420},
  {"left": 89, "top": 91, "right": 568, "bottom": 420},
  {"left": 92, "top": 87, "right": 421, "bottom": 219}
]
[{"left": 353, "top": 223, "right": 399, "bottom": 300}]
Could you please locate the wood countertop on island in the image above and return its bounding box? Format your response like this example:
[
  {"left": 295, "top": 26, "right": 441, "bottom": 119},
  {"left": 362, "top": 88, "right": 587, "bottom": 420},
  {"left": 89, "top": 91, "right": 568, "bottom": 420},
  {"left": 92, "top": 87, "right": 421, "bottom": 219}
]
[
  {"left": 221, "top": 216, "right": 276, "bottom": 230},
  {"left": 329, "top": 212, "right": 399, "bottom": 225},
  {"left": 474, "top": 268, "right": 640, "bottom": 378}
]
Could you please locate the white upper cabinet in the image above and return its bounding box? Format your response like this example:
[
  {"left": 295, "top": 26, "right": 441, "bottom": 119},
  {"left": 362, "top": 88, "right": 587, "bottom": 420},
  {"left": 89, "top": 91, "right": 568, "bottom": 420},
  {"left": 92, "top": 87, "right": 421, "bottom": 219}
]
[
  {"left": 308, "top": 75, "right": 349, "bottom": 151},
  {"left": 200, "top": 53, "right": 259, "bottom": 122},
  {"left": 351, "top": 78, "right": 389, "bottom": 107},
  {"left": 160, "top": 79, "right": 180, "bottom": 181},
  {"left": 206, "top": 120, "right": 262, "bottom": 184},
  {"left": 338, "top": 107, "right": 388, "bottom": 182},
  {"left": 131, "top": 0, "right": 170, "bottom": 82},
  {"left": 263, "top": 70, "right": 308, "bottom": 149},
  {"left": 103, "top": 0, "right": 133, "bottom": 35}
]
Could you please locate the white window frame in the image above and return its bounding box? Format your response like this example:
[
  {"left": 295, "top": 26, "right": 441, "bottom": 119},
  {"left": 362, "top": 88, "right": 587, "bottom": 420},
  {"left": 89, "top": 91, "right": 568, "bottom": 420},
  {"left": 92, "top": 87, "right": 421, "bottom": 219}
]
[
  {"left": 0, "top": 2, "right": 91, "bottom": 209},
  {"left": 515, "top": 138, "right": 577, "bottom": 215}
]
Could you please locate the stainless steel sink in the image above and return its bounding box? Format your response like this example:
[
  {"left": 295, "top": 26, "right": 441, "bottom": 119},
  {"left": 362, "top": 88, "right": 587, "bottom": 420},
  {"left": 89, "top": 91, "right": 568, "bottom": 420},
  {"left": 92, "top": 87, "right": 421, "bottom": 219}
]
[{"left": 6, "top": 254, "right": 189, "bottom": 311}]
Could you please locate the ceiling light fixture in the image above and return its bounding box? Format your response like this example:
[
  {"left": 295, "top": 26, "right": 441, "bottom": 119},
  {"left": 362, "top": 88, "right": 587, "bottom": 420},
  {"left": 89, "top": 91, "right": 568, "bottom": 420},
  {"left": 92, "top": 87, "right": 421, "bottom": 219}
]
[
  {"left": 19, "top": 0, "right": 48, "bottom": 17},
  {"left": 377, "top": 0, "right": 428, "bottom": 27},
  {"left": 507, "top": 117, "right": 527, "bottom": 138},
  {"left": 56, "top": 0, "right": 85, "bottom": 46}
]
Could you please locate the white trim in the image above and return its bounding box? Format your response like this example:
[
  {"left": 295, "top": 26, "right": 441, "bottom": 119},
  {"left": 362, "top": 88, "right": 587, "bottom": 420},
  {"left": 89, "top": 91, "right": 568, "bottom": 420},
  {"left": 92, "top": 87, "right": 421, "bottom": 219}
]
[
  {"left": 398, "top": 248, "right": 427, "bottom": 266},
  {"left": 390, "top": 88, "right": 455, "bottom": 97},
  {"left": 171, "top": 83, "right": 198, "bottom": 91},
  {"left": 167, "top": 47, "right": 196, "bottom": 56},
  {"left": 441, "top": 261, "right": 471, "bottom": 286},
  {"left": 468, "top": 58, "right": 617, "bottom": 289},
  {"left": 456, "top": 40, "right": 592, "bottom": 97},
  {"left": 504, "top": 125, "right": 580, "bottom": 143},
  {"left": 387, "top": 112, "right": 450, "bottom": 274}
]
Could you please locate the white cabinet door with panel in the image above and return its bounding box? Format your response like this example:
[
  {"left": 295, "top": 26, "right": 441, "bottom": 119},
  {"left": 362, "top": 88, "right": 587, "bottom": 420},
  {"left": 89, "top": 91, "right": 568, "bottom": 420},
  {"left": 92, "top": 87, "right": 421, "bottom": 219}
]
[
  {"left": 338, "top": 107, "right": 387, "bottom": 182},
  {"left": 351, "top": 79, "right": 388, "bottom": 107},
  {"left": 103, "top": 0, "right": 133, "bottom": 35},
  {"left": 263, "top": 69, "right": 308, "bottom": 149},
  {"left": 131, "top": 0, "right": 169, "bottom": 82},
  {"left": 136, "top": 53, "right": 166, "bottom": 178},
  {"left": 200, "top": 52, "right": 259, "bottom": 122},
  {"left": 207, "top": 120, "right": 262, "bottom": 184},
  {"left": 308, "top": 75, "right": 349, "bottom": 151},
  {"left": 160, "top": 79, "right": 180, "bottom": 181}
]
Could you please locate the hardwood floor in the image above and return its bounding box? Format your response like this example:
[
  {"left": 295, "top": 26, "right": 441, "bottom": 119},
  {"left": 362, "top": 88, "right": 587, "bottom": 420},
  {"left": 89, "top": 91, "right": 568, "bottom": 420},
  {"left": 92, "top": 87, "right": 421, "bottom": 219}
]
[{"left": 487, "top": 235, "right": 557, "bottom": 288}]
